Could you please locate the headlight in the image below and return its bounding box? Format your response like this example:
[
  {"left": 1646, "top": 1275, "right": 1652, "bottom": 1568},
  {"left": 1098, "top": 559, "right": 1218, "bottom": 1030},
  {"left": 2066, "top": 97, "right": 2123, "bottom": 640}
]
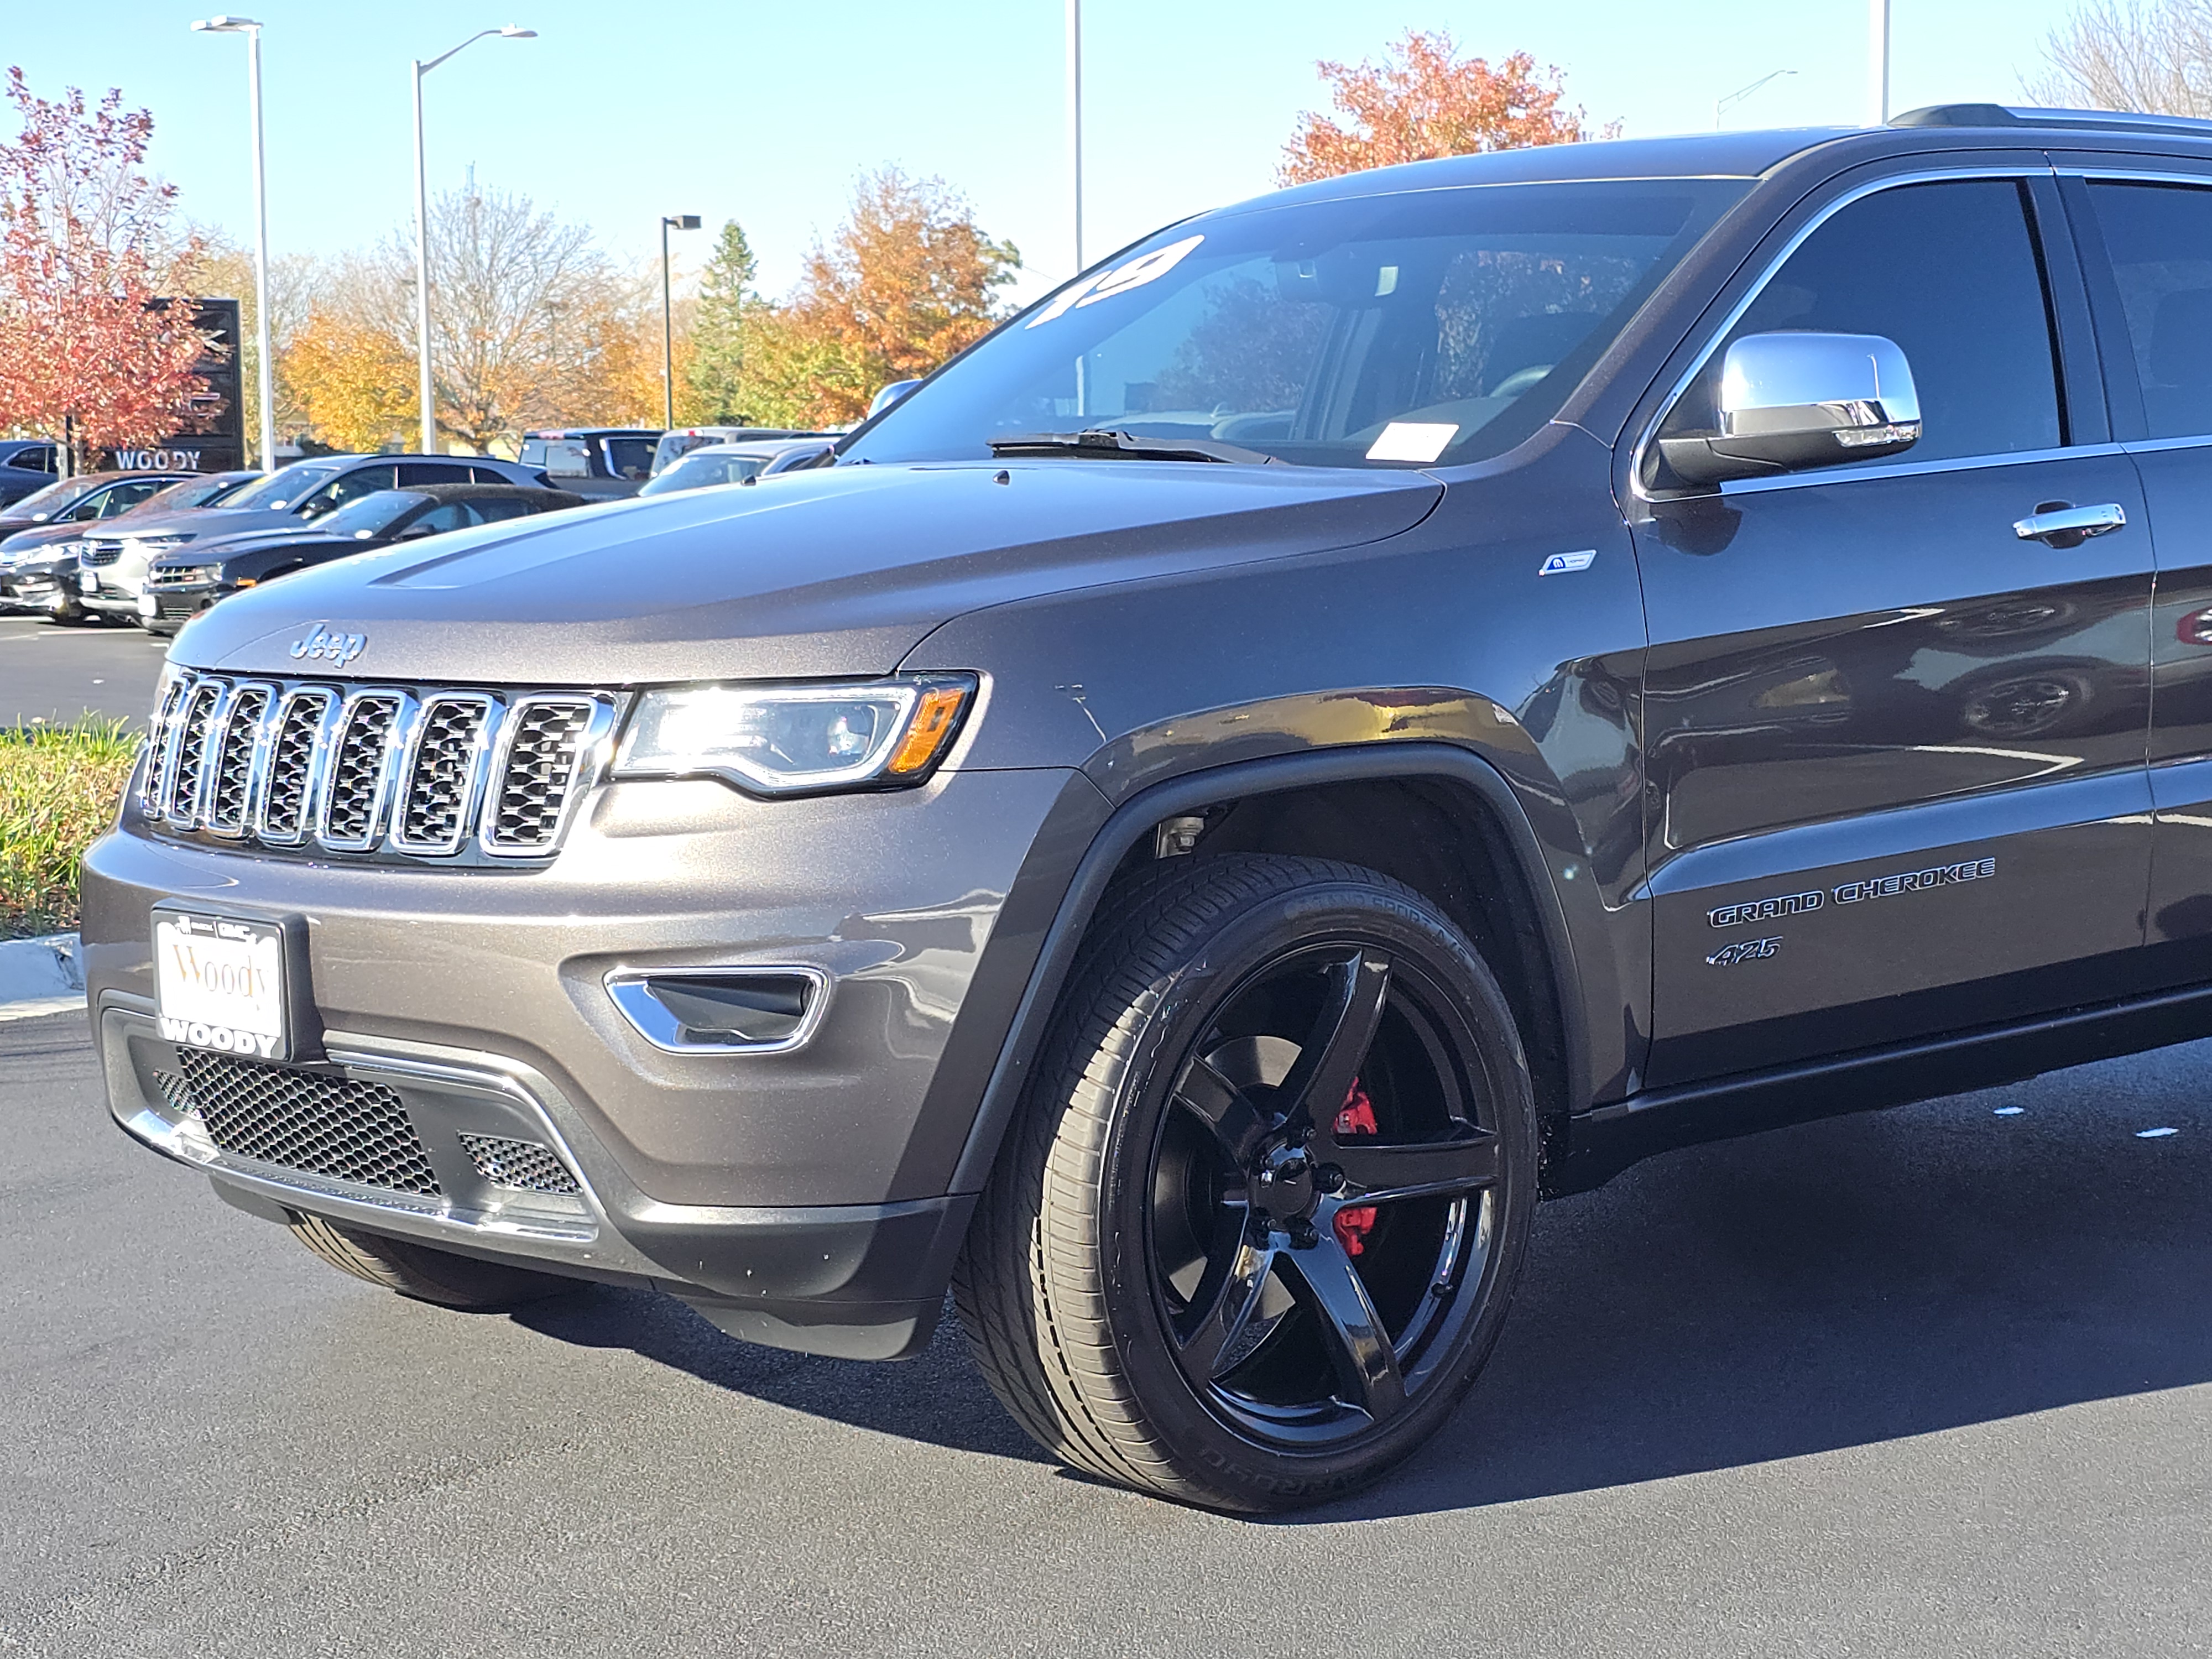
[{"left": 613, "top": 675, "right": 975, "bottom": 796}]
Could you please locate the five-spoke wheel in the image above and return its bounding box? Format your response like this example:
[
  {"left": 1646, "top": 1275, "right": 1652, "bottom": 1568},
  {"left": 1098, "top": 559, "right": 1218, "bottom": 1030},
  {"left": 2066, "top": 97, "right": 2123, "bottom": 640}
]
[{"left": 956, "top": 853, "right": 1537, "bottom": 1512}]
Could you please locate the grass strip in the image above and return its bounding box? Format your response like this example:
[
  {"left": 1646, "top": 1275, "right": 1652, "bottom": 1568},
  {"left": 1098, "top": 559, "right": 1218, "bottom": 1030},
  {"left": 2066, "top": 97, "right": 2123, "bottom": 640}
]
[{"left": 0, "top": 718, "right": 138, "bottom": 940}]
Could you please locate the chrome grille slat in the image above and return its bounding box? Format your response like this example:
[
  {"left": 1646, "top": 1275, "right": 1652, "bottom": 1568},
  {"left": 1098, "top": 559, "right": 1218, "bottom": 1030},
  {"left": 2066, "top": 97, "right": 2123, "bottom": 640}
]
[
  {"left": 165, "top": 679, "right": 227, "bottom": 827},
  {"left": 315, "top": 692, "right": 410, "bottom": 852},
  {"left": 254, "top": 688, "right": 337, "bottom": 846},
  {"left": 205, "top": 684, "right": 273, "bottom": 837},
  {"left": 394, "top": 695, "right": 495, "bottom": 855},
  {"left": 142, "top": 670, "right": 609, "bottom": 863},
  {"left": 482, "top": 697, "right": 602, "bottom": 855},
  {"left": 139, "top": 676, "right": 194, "bottom": 816}
]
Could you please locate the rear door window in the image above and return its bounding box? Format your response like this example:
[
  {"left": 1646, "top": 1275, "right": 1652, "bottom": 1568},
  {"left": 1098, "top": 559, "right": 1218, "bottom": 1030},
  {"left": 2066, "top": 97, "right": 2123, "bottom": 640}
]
[
  {"left": 2082, "top": 180, "right": 2212, "bottom": 440},
  {"left": 533, "top": 440, "right": 593, "bottom": 478},
  {"left": 398, "top": 461, "right": 472, "bottom": 486},
  {"left": 603, "top": 437, "right": 655, "bottom": 478}
]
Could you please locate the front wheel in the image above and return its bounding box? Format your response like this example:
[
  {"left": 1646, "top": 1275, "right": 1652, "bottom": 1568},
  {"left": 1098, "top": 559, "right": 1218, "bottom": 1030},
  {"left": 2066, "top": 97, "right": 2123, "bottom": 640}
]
[{"left": 954, "top": 853, "right": 1538, "bottom": 1511}]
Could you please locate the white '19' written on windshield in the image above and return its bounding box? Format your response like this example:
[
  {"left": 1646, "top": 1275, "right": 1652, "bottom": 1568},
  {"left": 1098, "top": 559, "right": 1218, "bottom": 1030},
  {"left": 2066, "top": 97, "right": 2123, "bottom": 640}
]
[{"left": 1025, "top": 235, "right": 1207, "bottom": 328}]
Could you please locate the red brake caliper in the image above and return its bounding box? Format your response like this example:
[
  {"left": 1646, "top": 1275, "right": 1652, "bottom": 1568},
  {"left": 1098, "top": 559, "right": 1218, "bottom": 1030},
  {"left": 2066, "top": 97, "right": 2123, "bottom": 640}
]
[{"left": 1333, "top": 1081, "right": 1380, "bottom": 1257}]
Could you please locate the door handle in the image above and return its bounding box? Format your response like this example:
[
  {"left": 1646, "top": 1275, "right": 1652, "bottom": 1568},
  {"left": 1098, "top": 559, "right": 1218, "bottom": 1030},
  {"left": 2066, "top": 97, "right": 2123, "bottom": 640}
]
[{"left": 2014, "top": 501, "right": 2127, "bottom": 545}]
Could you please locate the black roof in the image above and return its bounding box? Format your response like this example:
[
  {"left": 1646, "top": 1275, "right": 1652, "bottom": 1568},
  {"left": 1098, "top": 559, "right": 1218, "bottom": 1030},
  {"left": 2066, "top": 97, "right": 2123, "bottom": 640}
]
[{"left": 1225, "top": 105, "right": 2212, "bottom": 225}]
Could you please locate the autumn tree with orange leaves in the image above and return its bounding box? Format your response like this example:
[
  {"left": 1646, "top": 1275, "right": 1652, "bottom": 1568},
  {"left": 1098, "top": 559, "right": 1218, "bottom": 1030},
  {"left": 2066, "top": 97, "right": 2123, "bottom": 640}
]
[
  {"left": 739, "top": 168, "right": 1018, "bottom": 428},
  {"left": 1279, "top": 30, "right": 1615, "bottom": 185},
  {"left": 0, "top": 69, "right": 212, "bottom": 468}
]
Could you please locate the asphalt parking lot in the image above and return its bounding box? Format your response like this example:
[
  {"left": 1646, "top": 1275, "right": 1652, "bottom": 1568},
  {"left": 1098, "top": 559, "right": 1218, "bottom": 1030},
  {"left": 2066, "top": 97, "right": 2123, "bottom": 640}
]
[
  {"left": 4, "top": 1009, "right": 2208, "bottom": 1657},
  {"left": 0, "top": 615, "right": 166, "bottom": 728}
]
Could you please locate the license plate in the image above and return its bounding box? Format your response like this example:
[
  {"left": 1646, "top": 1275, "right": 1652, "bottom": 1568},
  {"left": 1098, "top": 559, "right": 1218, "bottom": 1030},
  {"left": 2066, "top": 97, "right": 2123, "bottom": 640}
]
[
  {"left": 155, "top": 911, "right": 288, "bottom": 1060},
  {"left": 137, "top": 591, "right": 158, "bottom": 618},
  {"left": 80, "top": 570, "right": 97, "bottom": 593}
]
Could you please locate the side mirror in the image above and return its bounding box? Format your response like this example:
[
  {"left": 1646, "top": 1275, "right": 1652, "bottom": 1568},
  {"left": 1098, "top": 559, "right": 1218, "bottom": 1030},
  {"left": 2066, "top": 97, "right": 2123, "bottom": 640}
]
[
  {"left": 1660, "top": 331, "right": 1921, "bottom": 486},
  {"left": 867, "top": 378, "right": 922, "bottom": 420}
]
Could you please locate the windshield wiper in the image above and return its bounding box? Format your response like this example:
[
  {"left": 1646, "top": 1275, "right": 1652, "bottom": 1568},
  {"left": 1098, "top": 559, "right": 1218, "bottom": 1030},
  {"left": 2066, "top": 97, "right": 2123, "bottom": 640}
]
[{"left": 987, "top": 429, "right": 1277, "bottom": 465}]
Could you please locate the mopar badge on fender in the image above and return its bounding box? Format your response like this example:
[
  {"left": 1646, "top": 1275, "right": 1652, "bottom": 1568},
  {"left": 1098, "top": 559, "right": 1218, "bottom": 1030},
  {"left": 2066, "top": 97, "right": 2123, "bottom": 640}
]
[{"left": 289, "top": 623, "right": 367, "bottom": 666}]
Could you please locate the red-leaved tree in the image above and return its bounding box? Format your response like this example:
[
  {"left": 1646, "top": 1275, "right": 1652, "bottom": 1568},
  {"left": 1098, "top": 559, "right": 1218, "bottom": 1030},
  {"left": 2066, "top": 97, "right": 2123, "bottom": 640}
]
[
  {"left": 1279, "top": 30, "right": 1615, "bottom": 185},
  {"left": 0, "top": 69, "right": 211, "bottom": 467}
]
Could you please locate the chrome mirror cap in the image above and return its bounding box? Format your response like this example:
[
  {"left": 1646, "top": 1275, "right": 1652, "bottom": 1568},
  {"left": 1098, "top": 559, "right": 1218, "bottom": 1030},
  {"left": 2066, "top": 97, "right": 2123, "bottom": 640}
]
[{"left": 1661, "top": 331, "right": 1922, "bottom": 486}]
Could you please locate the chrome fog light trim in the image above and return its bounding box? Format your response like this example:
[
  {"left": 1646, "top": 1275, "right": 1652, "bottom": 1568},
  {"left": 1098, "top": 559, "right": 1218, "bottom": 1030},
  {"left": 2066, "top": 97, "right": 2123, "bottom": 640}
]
[{"left": 604, "top": 966, "right": 833, "bottom": 1056}]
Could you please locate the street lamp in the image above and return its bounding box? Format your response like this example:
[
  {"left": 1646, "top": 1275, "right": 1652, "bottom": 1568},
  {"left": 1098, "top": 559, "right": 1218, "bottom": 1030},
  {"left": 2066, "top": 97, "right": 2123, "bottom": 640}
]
[
  {"left": 190, "top": 15, "right": 275, "bottom": 475},
  {"left": 410, "top": 25, "right": 534, "bottom": 456},
  {"left": 1714, "top": 68, "right": 1797, "bottom": 130},
  {"left": 660, "top": 215, "right": 700, "bottom": 430},
  {"left": 1066, "top": 0, "right": 1083, "bottom": 278}
]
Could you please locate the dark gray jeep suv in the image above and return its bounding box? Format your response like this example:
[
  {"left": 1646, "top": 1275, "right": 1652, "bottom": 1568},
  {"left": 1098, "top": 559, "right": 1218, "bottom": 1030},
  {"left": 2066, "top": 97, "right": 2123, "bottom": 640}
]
[{"left": 82, "top": 105, "right": 2212, "bottom": 1511}]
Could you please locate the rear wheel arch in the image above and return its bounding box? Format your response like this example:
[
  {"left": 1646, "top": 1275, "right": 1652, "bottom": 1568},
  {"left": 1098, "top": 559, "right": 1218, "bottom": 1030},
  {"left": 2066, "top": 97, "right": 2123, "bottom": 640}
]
[{"left": 949, "top": 743, "right": 1590, "bottom": 1198}]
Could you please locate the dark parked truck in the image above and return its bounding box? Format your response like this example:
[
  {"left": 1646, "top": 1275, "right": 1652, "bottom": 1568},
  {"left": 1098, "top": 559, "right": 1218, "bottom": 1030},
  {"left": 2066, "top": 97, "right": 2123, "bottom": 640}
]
[{"left": 82, "top": 106, "right": 2212, "bottom": 1511}]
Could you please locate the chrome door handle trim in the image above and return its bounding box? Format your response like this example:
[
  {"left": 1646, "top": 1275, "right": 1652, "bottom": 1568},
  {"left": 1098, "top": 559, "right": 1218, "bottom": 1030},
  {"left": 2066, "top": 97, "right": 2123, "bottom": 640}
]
[{"left": 2014, "top": 502, "right": 2127, "bottom": 542}]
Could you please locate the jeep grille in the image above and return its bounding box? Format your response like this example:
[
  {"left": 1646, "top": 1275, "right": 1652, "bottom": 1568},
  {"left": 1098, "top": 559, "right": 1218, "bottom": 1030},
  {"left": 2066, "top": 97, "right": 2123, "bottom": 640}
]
[{"left": 139, "top": 669, "right": 615, "bottom": 863}]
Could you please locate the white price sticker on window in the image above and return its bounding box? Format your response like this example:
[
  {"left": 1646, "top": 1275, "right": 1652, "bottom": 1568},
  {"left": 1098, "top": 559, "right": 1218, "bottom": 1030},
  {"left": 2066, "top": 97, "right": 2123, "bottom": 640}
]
[{"left": 1365, "top": 422, "right": 1459, "bottom": 463}]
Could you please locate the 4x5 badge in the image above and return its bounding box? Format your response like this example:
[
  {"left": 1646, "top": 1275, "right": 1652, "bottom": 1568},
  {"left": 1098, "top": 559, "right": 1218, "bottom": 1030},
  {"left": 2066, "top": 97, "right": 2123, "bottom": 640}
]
[{"left": 1538, "top": 550, "right": 1597, "bottom": 576}]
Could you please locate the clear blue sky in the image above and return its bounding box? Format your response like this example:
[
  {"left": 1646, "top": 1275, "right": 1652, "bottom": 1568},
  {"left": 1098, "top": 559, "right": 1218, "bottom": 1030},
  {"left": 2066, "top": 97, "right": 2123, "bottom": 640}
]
[{"left": 8, "top": 0, "right": 2088, "bottom": 306}]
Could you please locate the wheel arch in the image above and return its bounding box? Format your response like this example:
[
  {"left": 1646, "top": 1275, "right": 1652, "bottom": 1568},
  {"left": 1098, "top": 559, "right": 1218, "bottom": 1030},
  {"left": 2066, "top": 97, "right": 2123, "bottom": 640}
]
[{"left": 946, "top": 742, "right": 1593, "bottom": 1197}]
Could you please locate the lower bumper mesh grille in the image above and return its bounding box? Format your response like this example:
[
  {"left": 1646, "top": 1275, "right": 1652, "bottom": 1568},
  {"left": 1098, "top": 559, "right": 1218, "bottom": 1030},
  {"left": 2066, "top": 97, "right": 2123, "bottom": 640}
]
[
  {"left": 156, "top": 1049, "right": 443, "bottom": 1196},
  {"left": 459, "top": 1132, "right": 581, "bottom": 1194}
]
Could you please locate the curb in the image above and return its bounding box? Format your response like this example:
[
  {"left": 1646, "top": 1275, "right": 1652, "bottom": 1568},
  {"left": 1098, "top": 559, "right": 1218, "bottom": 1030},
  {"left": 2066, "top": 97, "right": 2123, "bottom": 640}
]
[{"left": 0, "top": 932, "right": 85, "bottom": 1017}]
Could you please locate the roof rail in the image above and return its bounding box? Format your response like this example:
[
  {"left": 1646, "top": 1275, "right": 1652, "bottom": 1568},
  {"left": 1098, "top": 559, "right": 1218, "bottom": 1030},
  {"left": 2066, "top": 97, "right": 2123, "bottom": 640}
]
[{"left": 1891, "top": 102, "right": 2212, "bottom": 138}]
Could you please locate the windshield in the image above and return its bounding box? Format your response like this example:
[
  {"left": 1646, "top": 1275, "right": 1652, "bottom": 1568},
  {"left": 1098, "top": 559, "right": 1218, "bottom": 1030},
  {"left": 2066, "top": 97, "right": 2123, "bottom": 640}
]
[
  {"left": 319, "top": 491, "right": 429, "bottom": 538},
  {"left": 847, "top": 179, "right": 1746, "bottom": 471},
  {"left": 639, "top": 450, "right": 769, "bottom": 495},
  {"left": 7, "top": 475, "right": 103, "bottom": 517},
  {"left": 223, "top": 463, "right": 341, "bottom": 512},
  {"left": 138, "top": 475, "right": 247, "bottom": 514}
]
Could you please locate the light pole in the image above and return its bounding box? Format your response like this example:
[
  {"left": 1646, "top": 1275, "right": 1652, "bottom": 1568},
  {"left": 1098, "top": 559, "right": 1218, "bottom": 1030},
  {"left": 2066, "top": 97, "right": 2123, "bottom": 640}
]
[
  {"left": 1066, "top": 0, "right": 1084, "bottom": 278},
  {"left": 1869, "top": 0, "right": 1892, "bottom": 125},
  {"left": 411, "top": 25, "right": 534, "bottom": 456},
  {"left": 660, "top": 214, "right": 700, "bottom": 430},
  {"left": 191, "top": 15, "right": 275, "bottom": 474},
  {"left": 1714, "top": 68, "right": 1797, "bottom": 130}
]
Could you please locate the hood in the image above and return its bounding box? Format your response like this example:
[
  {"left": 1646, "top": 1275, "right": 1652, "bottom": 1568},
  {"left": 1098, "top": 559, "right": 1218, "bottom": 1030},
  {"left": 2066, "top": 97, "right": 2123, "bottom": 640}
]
[
  {"left": 115, "top": 505, "right": 307, "bottom": 545},
  {"left": 0, "top": 521, "right": 93, "bottom": 556},
  {"left": 181, "top": 461, "right": 1443, "bottom": 682},
  {"left": 188, "top": 526, "right": 354, "bottom": 562}
]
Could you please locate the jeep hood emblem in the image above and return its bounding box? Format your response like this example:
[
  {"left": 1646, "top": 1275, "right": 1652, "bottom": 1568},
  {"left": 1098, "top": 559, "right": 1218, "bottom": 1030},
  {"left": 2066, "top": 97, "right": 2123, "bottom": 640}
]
[{"left": 289, "top": 623, "right": 367, "bottom": 666}]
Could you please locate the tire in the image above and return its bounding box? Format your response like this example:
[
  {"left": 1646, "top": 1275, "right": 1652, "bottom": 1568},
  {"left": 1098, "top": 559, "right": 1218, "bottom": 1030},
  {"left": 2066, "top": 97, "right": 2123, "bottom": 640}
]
[
  {"left": 953, "top": 852, "right": 1539, "bottom": 1512},
  {"left": 288, "top": 1212, "right": 581, "bottom": 1311}
]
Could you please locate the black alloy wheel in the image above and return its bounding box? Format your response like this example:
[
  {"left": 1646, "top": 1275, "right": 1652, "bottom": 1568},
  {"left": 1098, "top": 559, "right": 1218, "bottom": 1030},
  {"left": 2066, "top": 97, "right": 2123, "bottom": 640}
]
[
  {"left": 1150, "top": 940, "right": 1501, "bottom": 1447},
  {"left": 956, "top": 853, "right": 1537, "bottom": 1512}
]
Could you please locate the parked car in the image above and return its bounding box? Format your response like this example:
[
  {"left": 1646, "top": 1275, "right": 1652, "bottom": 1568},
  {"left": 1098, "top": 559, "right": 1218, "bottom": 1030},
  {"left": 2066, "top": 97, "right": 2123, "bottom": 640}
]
[
  {"left": 648, "top": 426, "right": 825, "bottom": 475},
  {"left": 0, "top": 469, "right": 197, "bottom": 548},
  {"left": 516, "top": 429, "right": 662, "bottom": 500},
  {"left": 0, "top": 439, "right": 58, "bottom": 508},
  {"left": 143, "top": 483, "right": 586, "bottom": 635},
  {"left": 0, "top": 471, "right": 258, "bottom": 623},
  {"left": 74, "top": 453, "right": 546, "bottom": 624},
  {"left": 92, "top": 103, "right": 2212, "bottom": 1513},
  {"left": 634, "top": 438, "right": 837, "bottom": 497}
]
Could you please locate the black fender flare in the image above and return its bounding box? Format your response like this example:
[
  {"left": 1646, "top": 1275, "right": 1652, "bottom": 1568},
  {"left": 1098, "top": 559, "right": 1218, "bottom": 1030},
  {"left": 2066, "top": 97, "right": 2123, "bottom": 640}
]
[{"left": 945, "top": 741, "right": 1593, "bottom": 1194}]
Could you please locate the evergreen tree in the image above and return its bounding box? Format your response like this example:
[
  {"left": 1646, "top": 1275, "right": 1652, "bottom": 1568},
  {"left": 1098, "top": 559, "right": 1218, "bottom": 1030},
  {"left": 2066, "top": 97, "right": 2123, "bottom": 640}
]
[{"left": 685, "top": 219, "right": 759, "bottom": 421}]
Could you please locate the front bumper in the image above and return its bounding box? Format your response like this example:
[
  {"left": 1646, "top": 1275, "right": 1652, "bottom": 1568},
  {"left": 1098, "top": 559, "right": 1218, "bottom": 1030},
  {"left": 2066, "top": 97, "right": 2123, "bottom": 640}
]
[
  {"left": 98, "top": 998, "right": 974, "bottom": 1357},
  {"left": 84, "top": 763, "right": 1106, "bottom": 1356},
  {"left": 0, "top": 570, "right": 70, "bottom": 611}
]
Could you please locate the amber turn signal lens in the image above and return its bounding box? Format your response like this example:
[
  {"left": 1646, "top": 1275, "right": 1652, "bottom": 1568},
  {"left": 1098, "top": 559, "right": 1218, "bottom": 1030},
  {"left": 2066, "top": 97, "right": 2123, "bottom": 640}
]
[{"left": 886, "top": 685, "right": 969, "bottom": 775}]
